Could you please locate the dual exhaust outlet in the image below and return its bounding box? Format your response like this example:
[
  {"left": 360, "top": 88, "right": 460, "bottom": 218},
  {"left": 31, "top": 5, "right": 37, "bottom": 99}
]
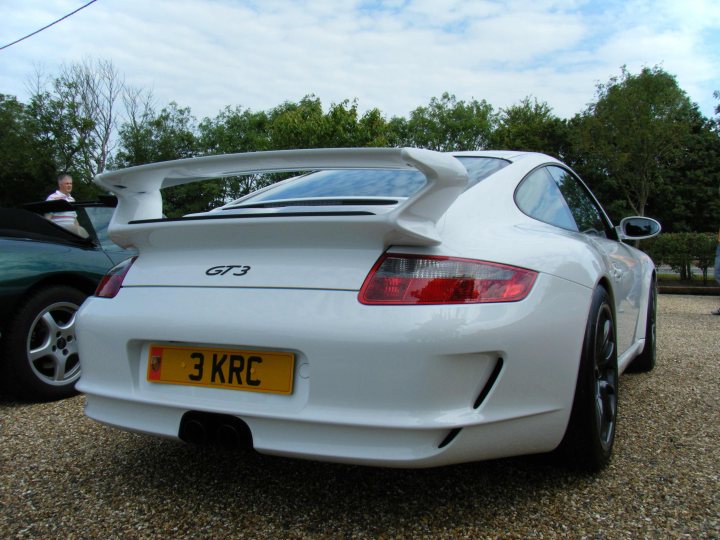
[{"left": 179, "top": 411, "right": 253, "bottom": 450}]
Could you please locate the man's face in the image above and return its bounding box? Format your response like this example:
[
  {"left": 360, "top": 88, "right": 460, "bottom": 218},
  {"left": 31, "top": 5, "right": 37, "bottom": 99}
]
[{"left": 58, "top": 176, "right": 73, "bottom": 195}]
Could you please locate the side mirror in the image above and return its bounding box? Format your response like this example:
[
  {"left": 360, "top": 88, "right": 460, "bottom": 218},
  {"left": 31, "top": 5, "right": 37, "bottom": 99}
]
[{"left": 616, "top": 216, "right": 662, "bottom": 241}]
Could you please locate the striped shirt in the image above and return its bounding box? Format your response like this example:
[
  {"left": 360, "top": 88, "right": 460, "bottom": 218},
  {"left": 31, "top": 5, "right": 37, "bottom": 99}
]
[{"left": 46, "top": 190, "right": 77, "bottom": 227}]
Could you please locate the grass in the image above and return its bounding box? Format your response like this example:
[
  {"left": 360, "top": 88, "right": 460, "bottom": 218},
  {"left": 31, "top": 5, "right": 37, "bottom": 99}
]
[
  {"left": 658, "top": 273, "right": 703, "bottom": 281},
  {"left": 657, "top": 273, "right": 717, "bottom": 285}
]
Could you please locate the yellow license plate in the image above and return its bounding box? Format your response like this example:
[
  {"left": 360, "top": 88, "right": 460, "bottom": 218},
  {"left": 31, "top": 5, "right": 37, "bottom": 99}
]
[{"left": 147, "top": 345, "right": 294, "bottom": 394}]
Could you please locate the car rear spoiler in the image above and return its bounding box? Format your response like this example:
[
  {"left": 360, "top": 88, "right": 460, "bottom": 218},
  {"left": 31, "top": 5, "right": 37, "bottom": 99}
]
[{"left": 94, "top": 148, "right": 469, "bottom": 246}]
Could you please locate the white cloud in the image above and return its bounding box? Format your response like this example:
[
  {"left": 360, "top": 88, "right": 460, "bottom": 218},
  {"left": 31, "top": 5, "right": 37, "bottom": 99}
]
[{"left": 0, "top": 0, "right": 717, "bottom": 122}]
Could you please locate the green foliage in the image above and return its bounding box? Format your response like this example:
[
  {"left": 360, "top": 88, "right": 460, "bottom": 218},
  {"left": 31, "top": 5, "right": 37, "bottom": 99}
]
[
  {"left": 198, "top": 105, "right": 271, "bottom": 154},
  {"left": 194, "top": 96, "right": 397, "bottom": 205},
  {"left": 644, "top": 232, "right": 717, "bottom": 282},
  {"left": 0, "top": 95, "right": 57, "bottom": 206},
  {"left": 23, "top": 88, "right": 103, "bottom": 201},
  {"left": 649, "top": 110, "right": 720, "bottom": 232},
  {"left": 113, "top": 102, "right": 218, "bottom": 217},
  {"left": 572, "top": 66, "right": 699, "bottom": 217},
  {"left": 196, "top": 106, "right": 274, "bottom": 202},
  {"left": 2, "top": 60, "right": 719, "bottom": 225},
  {"left": 17, "top": 60, "right": 126, "bottom": 200},
  {"left": 490, "top": 97, "right": 570, "bottom": 159},
  {"left": 398, "top": 92, "right": 493, "bottom": 151},
  {"left": 265, "top": 96, "right": 391, "bottom": 149}
]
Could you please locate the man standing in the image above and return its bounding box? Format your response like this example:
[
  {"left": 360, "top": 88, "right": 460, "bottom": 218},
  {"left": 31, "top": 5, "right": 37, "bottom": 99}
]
[
  {"left": 46, "top": 173, "right": 86, "bottom": 236},
  {"left": 46, "top": 174, "right": 76, "bottom": 224}
]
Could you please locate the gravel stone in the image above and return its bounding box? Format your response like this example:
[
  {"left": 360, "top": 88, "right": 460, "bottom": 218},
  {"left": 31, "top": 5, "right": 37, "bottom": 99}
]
[{"left": 1, "top": 294, "right": 718, "bottom": 539}]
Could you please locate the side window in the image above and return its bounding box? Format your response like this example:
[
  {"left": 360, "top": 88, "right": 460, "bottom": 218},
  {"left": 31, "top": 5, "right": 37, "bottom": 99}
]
[
  {"left": 515, "top": 168, "right": 578, "bottom": 231},
  {"left": 547, "top": 167, "right": 607, "bottom": 238}
]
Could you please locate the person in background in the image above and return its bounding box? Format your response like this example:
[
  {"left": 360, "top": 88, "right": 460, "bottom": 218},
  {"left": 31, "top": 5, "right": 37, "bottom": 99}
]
[{"left": 45, "top": 173, "right": 87, "bottom": 237}]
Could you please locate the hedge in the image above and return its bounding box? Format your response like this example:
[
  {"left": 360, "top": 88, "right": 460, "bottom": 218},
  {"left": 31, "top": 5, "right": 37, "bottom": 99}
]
[{"left": 642, "top": 232, "right": 717, "bottom": 282}]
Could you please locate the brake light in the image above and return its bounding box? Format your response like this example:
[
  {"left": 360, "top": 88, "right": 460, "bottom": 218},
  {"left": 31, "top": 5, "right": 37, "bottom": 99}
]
[
  {"left": 95, "top": 256, "right": 137, "bottom": 298},
  {"left": 359, "top": 254, "right": 537, "bottom": 305}
]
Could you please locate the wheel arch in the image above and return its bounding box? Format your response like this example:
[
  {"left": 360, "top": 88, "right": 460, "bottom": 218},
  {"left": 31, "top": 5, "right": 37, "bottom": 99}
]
[
  {"left": 633, "top": 267, "right": 657, "bottom": 355},
  {"left": 0, "top": 273, "right": 98, "bottom": 339},
  {"left": 561, "top": 277, "right": 615, "bottom": 428},
  {"left": 556, "top": 280, "right": 619, "bottom": 470},
  {"left": 595, "top": 276, "right": 617, "bottom": 323}
]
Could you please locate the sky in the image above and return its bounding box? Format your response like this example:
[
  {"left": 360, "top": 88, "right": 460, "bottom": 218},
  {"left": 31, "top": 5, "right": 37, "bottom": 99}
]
[{"left": 1, "top": 0, "right": 719, "bottom": 122}]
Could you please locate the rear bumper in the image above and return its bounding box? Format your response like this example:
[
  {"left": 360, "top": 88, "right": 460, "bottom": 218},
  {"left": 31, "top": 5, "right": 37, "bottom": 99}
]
[{"left": 77, "top": 275, "right": 591, "bottom": 467}]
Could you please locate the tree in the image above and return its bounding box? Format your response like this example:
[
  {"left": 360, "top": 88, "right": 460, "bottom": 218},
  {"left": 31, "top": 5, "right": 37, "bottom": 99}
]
[
  {"left": 114, "top": 101, "right": 206, "bottom": 216},
  {"left": 25, "top": 84, "right": 95, "bottom": 198},
  {"left": 111, "top": 86, "right": 157, "bottom": 168},
  {"left": 57, "top": 59, "right": 125, "bottom": 178},
  {"left": 266, "top": 96, "right": 329, "bottom": 149},
  {"left": 357, "top": 107, "right": 392, "bottom": 147},
  {"left": 25, "top": 59, "right": 126, "bottom": 196},
  {"left": 196, "top": 106, "right": 273, "bottom": 201},
  {"left": 649, "top": 109, "right": 720, "bottom": 232},
  {"left": 114, "top": 101, "right": 197, "bottom": 166},
  {"left": 198, "top": 105, "right": 271, "bottom": 155},
  {"left": 490, "top": 97, "right": 569, "bottom": 159},
  {"left": 266, "top": 96, "right": 390, "bottom": 149},
  {"left": 573, "top": 66, "right": 699, "bottom": 217},
  {"left": 0, "top": 94, "right": 57, "bottom": 206},
  {"left": 399, "top": 92, "right": 493, "bottom": 151},
  {"left": 194, "top": 98, "right": 396, "bottom": 203}
]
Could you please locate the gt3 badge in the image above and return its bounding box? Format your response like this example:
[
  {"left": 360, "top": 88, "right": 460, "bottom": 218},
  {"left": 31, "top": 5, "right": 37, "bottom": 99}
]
[{"left": 206, "top": 265, "right": 251, "bottom": 276}]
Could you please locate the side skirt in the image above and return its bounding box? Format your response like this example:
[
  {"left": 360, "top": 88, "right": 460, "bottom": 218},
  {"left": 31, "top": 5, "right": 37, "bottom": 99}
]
[{"left": 618, "top": 340, "right": 645, "bottom": 374}]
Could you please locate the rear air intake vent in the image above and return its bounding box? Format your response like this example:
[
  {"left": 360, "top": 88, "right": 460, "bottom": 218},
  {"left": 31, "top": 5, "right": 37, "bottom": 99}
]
[
  {"left": 438, "top": 428, "right": 461, "bottom": 449},
  {"left": 473, "top": 357, "right": 504, "bottom": 409}
]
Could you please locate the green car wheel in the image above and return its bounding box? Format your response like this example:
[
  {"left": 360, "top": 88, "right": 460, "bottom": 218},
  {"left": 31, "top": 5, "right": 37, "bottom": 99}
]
[{"left": 1, "top": 285, "right": 86, "bottom": 401}]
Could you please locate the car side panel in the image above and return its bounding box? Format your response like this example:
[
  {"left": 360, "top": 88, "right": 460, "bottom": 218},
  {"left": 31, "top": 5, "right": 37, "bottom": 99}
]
[
  {"left": 0, "top": 238, "right": 113, "bottom": 332},
  {"left": 437, "top": 168, "right": 651, "bottom": 360}
]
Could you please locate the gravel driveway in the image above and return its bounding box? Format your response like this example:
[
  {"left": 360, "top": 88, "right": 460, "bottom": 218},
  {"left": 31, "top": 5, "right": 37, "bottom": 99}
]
[{"left": 1, "top": 294, "right": 718, "bottom": 539}]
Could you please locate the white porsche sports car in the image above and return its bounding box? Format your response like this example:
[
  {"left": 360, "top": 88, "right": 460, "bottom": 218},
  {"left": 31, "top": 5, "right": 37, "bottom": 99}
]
[{"left": 76, "top": 148, "right": 660, "bottom": 471}]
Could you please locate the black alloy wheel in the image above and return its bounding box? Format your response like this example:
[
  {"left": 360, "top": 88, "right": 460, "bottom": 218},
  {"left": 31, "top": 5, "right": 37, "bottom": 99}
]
[
  {"left": 592, "top": 301, "right": 618, "bottom": 453},
  {"left": 558, "top": 285, "right": 619, "bottom": 471}
]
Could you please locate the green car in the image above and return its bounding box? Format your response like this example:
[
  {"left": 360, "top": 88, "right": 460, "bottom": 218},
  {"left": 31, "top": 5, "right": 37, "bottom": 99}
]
[{"left": 0, "top": 198, "right": 134, "bottom": 401}]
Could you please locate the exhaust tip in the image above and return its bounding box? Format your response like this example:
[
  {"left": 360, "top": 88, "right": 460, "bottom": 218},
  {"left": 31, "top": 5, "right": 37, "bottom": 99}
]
[
  {"left": 179, "top": 417, "right": 208, "bottom": 445},
  {"left": 179, "top": 411, "right": 253, "bottom": 449},
  {"left": 216, "top": 423, "right": 240, "bottom": 448}
]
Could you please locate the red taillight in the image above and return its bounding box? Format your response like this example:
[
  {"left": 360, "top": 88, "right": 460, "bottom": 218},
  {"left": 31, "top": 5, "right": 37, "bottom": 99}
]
[
  {"left": 95, "top": 256, "right": 137, "bottom": 298},
  {"left": 358, "top": 254, "right": 537, "bottom": 305}
]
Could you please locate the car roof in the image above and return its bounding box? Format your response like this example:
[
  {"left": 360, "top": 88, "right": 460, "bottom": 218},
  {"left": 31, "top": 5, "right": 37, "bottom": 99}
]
[{"left": 450, "top": 150, "right": 558, "bottom": 162}]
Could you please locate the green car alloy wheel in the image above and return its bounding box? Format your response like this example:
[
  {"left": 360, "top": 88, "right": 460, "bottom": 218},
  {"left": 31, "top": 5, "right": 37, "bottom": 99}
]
[{"left": 1, "top": 285, "right": 86, "bottom": 401}]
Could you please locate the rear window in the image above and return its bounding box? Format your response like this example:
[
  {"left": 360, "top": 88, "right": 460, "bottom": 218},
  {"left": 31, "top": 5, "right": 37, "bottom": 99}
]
[{"left": 230, "top": 157, "right": 508, "bottom": 205}]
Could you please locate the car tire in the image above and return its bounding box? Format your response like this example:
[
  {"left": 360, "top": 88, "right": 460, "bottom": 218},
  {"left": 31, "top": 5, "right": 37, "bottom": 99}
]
[
  {"left": 626, "top": 279, "right": 657, "bottom": 373},
  {"left": 0, "top": 285, "right": 86, "bottom": 401},
  {"left": 558, "top": 285, "right": 618, "bottom": 471}
]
